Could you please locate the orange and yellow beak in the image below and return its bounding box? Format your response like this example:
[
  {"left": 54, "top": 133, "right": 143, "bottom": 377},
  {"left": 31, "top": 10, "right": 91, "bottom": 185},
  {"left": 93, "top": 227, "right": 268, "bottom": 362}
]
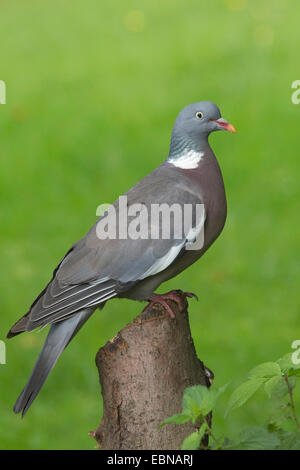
[{"left": 213, "top": 118, "right": 236, "bottom": 133}]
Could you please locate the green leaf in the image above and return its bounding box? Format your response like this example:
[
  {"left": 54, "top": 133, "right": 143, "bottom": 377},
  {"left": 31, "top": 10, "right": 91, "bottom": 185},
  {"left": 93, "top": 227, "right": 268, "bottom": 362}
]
[
  {"left": 264, "top": 375, "right": 282, "bottom": 397},
  {"left": 181, "top": 431, "right": 202, "bottom": 450},
  {"left": 197, "top": 391, "right": 217, "bottom": 416},
  {"left": 183, "top": 396, "right": 201, "bottom": 423},
  {"left": 271, "top": 377, "right": 296, "bottom": 399},
  {"left": 249, "top": 362, "right": 281, "bottom": 379},
  {"left": 216, "top": 437, "right": 236, "bottom": 450},
  {"left": 182, "top": 386, "right": 210, "bottom": 419},
  {"left": 159, "top": 414, "right": 191, "bottom": 428},
  {"left": 182, "top": 384, "right": 227, "bottom": 419},
  {"left": 277, "top": 353, "right": 300, "bottom": 374},
  {"left": 182, "top": 386, "right": 208, "bottom": 409},
  {"left": 198, "top": 422, "right": 209, "bottom": 441},
  {"left": 287, "top": 368, "right": 300, "bottom": 378},
  {"left": 277, "top": 432, "right": 300, "bottom": 450},
  {"left": 226, "top": 378, "right": 265, "bottom": 415},
  {"left": 277, "top": 354, "right": 294, "bottom": 373},
  {"left": 235, "top": 427, "right": 280, "bottom": 450},
  {"left": 268, "top": 404, "right": 292, "bottom": 429},
  {"left": 199, "top": 384, "right": 229, "bottom": 415}
]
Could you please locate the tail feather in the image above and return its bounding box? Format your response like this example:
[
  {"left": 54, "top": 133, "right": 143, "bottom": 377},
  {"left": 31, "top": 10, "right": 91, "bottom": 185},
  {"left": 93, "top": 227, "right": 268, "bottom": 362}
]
[
  {"left": 13, "top": 308, "right": 94, "bottom": 417},
  {"left": 7, "top": 314, "right": 30, "bottom": 338}
]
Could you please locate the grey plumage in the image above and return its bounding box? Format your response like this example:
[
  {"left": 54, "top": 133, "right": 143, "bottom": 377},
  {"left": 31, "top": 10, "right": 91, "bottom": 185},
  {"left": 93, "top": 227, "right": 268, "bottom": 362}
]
[
  {"left": 8, "top": 101, "right": 235, "bottom": 415},
  {"left": 13, "top": 308, "right": 95, "bottom": 416}
]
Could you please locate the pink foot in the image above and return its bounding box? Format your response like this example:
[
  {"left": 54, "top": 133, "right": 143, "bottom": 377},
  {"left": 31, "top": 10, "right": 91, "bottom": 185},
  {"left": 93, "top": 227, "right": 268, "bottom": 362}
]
[{"left": 142, "top": 290, "right": 198, "bottom": 319}]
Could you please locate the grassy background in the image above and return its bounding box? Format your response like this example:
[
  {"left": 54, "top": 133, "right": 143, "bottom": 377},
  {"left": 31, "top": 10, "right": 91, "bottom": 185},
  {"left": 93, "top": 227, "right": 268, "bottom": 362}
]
[{"left": 1, "top": 0, "right": 300, "bottom": 449}]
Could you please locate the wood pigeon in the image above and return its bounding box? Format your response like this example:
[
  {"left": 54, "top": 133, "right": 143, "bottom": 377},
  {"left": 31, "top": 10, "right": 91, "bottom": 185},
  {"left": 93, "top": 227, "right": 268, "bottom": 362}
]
[{"left": 7, "top": 101, "right": 236, "bottom": 416}]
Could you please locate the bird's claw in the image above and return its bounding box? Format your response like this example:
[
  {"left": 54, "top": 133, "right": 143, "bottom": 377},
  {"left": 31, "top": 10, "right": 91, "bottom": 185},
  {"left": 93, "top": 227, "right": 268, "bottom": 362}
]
[
  {"left": 183, "top": 291, "right": 199, "bottom": 301},
  {"left": 143, "top": 289, "right": 198, "bottom": 319}
]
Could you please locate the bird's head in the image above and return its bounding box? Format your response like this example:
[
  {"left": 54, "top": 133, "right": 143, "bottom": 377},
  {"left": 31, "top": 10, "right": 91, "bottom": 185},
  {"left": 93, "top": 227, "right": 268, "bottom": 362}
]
[{"left": 171, "top": 101, "right": 236, "bottom": 152}]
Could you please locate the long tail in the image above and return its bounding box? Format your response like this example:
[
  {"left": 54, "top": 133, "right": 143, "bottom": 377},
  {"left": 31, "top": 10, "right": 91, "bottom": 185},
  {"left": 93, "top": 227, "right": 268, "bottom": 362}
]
[{"left": 13, "top": 308, "right": 95, "bottom": 417}]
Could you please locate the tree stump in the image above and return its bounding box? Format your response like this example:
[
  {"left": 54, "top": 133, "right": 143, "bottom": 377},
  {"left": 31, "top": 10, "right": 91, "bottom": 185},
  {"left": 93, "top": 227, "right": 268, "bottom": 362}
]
[{"left": 91, "top": 292, "right": 213, "bottom": 450}]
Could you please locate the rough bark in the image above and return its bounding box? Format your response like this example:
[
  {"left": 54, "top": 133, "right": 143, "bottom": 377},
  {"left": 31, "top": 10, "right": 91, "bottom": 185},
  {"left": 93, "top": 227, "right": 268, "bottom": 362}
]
[{"left": 91, "top": 292, "right": 213, "bottom": 450}]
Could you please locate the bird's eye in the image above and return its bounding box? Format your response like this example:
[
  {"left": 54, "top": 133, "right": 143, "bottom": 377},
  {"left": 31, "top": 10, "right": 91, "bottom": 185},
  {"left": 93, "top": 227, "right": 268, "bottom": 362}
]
[{"left": 195, "top": 111, "right": 203, "bottom": 120}]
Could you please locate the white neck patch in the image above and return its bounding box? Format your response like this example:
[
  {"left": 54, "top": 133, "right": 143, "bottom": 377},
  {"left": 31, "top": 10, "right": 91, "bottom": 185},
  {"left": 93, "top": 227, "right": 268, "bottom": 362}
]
[{"left": 168, "top": 149, "right": 204, "bottom": 169}]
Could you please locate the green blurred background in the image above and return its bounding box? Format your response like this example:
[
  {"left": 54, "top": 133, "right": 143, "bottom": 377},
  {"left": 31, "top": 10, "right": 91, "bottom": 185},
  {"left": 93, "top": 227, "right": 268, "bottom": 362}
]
[{"left": 1, "top": 0, "right": 300, "bottom": 449}]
